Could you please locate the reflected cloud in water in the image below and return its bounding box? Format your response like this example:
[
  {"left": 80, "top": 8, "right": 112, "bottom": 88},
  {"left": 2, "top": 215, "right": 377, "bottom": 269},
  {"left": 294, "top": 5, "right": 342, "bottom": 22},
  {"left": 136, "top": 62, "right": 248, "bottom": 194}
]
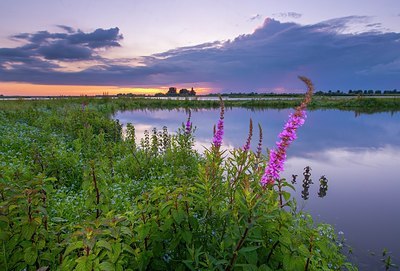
[{"left": 285, "top": 145, "right": 400, "bottom": 268}]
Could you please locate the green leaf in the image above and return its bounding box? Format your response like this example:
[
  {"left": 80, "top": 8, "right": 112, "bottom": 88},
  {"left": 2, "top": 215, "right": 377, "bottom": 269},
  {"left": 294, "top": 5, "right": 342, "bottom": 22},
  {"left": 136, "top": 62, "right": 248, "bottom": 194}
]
[
  {"left": 63, "top": 240, "right": 84, "bottom": 257},
  {"left": 22, "top": 223, "right": 37, "bottom": 240},
  {"left": 182, "top": 260, "right": 196, "bottom": 271},
  {"left": 24, "top": 246, "right": 38, "bottom": 265},
  {"left": 75, "top": 255, "right": 93, "bottom": 271},
  {"left": 279, "top": 235, "right": 291, "bottom": 247},
  {"left": 37, "top": 239, "right": 46, "bottom": 250},
  {"left": 122, "top": 243, "right": 135, "bottom": 255},
  {"left": 99, "top": 261, "right": 115, "bottom": 271},
  {"left": 283, "top": 255, "right": 304, "bottom": 271},
  {"left": 258, "top": 264, "right": 273, "bottom": 271},
  {"left": 40, "top": 251, "right": 55, "bottom": 262},
  {"left": 282, "top": 191, "right": 291, "bottom": 202},
  {"left": 298, "top": 244, "right": 310, "bottom": 256},
  {"left": 97, "top": 239, "right": 112, "bottom": 251},
  {"left": 182, "top": 230, "right": 192, "bottom": 244},
  {"left": 239, "top": 246, "right": 260, "bottom": 253},
  {"left": 172, "top": 209, "right": 186, "bottom": 224},
  {"left": 44, "top": 177, "right": 58, "bottom": 183},
  {"left": 120, "top": 226, "right": 132, "bottom": 237},
  {"left": 110, "top": 243, "right": 122, "bottom": 262}
]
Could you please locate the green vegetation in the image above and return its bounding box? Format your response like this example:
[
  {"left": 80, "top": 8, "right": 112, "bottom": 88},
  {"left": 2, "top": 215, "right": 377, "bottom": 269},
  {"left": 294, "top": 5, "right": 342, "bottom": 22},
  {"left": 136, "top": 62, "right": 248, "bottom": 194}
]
[
  {"left": 0, "top": 97, "right": 360, "bottom": 270},
  {"left": 2, "top": 95, "right": 400, "bottom": 114}
]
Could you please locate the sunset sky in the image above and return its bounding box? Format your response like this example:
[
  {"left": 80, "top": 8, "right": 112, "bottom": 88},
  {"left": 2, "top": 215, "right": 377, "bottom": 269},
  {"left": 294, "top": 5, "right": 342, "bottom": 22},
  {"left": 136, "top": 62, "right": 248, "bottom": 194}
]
[{"left": 0, "top": 0, "right": 399, "bottom": 96}]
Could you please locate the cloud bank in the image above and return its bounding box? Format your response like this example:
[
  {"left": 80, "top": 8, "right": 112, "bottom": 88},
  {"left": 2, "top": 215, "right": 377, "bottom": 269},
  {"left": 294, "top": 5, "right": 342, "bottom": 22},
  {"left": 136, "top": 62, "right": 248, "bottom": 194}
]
[{"left": 0, "top": 17, "right": 399, "bottom": 92}]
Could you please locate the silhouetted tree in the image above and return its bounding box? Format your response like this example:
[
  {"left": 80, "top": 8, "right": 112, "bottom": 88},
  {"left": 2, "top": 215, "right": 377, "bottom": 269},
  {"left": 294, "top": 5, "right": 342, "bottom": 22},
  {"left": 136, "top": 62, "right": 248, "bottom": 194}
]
[
  {"left": 179, "top": 88, "right": 189, "bottom": 95},
  {"left": 167, "top": 87, "right": 178, "bottom": 96}
]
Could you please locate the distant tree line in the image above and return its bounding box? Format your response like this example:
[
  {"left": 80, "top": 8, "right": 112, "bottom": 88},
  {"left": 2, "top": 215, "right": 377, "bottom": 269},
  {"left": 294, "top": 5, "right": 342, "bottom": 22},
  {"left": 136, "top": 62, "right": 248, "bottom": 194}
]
[
  {"left": 155, "top": 87, "right": 197, "bottom": 97},
  {"left": 192, "top": 89, "right": 399, "bottom": 97},
  {"left": 116, "top": 93, "right": 148, "bottom": 97},
  {"left": 314, "top": 89, "right": 399, "bottom": 96}
]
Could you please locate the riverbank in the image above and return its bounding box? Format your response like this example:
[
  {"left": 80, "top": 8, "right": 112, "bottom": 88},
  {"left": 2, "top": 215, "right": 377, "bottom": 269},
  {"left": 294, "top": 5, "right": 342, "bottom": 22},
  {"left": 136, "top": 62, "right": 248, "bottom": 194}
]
[
  {"left": 0, "top": 98, "right": 358, "bottom": 270},
  {"left": 1, "top": 95, "right": 400, "bottom": 114}
]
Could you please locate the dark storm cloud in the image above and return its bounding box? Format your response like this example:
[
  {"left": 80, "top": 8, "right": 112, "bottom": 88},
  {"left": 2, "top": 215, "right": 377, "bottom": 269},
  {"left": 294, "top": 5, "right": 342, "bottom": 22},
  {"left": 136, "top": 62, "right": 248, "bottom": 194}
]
[
  {"left": 37, "top": 40, "right": 93, "bottom": 60},
  {"left": 0, "top": 47, "right": 31, "bottom": 59},
  {"left": 1, "top": 26, "right": 122, "bottom": 63},
  {"left": 67, "top": 27, "right": 123, "bottom": 48},
  {"left": 141, "top": 16, "right": 400, "bottom": 91},
  {"left": 1, "top": 17, "right": 399, "bottom": 91}
]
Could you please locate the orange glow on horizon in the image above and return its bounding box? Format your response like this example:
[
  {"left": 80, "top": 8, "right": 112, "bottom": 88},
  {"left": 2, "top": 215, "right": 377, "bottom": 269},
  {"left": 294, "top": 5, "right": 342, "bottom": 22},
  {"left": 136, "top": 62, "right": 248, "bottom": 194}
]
[{"left": 0, "top": 82, "right": 212, "bottom": 96}]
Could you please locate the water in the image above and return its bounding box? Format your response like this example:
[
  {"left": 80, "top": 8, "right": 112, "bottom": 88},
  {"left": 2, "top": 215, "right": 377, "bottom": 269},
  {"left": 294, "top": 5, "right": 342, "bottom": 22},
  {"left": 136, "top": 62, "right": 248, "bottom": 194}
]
[{"left": 114, "top": 108, "right": 400, "bottom": 270}]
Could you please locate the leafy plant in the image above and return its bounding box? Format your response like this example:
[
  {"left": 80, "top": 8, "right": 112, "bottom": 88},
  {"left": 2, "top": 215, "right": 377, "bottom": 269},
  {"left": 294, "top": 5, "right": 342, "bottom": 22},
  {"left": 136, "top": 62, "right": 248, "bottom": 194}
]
[{"left": 0, "top": 77, "right": 358, "bottom": 270}]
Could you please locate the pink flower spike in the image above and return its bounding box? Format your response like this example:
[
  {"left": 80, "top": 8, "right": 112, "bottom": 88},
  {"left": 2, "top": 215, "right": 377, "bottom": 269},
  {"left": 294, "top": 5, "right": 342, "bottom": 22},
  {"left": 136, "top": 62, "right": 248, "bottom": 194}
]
[
  {"left": 260, "top": 77, "right": 313, "bottom": 187},
  {"left": 212, "top": 119, "right": 224, "bottom": 148},
  {"left": 212, "top": 97, "right": 225, "bottom": 149},
  {"left": 242, "top": 119, "right": 253, "bottom": 152},
  {"left": 185, "top": 110, "right": 192, "bottom": 134}
]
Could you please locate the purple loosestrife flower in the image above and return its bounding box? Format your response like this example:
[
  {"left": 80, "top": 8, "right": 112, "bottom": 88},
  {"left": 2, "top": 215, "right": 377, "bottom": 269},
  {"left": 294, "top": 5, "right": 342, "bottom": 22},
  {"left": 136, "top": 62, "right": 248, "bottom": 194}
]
[
  {"left": 261, "top": 76, "right": 314, "bottom": 186},
  {"left": 256, "top": 123, "right": 263, "bottom": 158},
  {"left": 242, "top": 119, "right": 253, "bottom": 152},
  {"left": 185, "top": 110, "right": 192, "bottom": 135},
  {"left": 212, "top": 119, "right": 224, "bottom": 148},
  {"left": 212, "top": 97, "right": 225, "bottom": 149},
  {"left": 261, "top": 111, "right": 307, "bottom": 186}
]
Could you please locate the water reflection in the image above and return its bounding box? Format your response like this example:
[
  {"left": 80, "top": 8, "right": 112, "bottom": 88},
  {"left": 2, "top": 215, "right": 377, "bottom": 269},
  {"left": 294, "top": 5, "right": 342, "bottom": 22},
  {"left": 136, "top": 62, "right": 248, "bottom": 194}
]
[
  {"left": 286, "top": 145, "right": 400, "bottom": 270},
  {"left": 301, "top": 166, "right": 313, "bottom": 200},
  {"left": 114, "top": 108, "right": 400, "bottom": 269},
  {"left": 317, "top": 175, "right": 329, "bottom": 198}
]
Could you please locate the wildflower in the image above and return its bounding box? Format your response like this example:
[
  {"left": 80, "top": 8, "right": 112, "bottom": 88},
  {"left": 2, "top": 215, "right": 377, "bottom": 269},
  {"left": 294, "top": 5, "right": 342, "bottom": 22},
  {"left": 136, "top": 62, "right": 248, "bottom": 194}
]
[
  {"left": 212, "top": 119, "right": 224, "bottom": 148},
  {"left": 261, "top": 110, "right": 307, "bottom": 186},
  {"left": 261, "top": 76, "right": 314, "bottom": 186},
  {"left": 212, "top": 97, "right": 225, "bottom": 148},
  {"left": 185, "top": 110, "right": 192, "bottom": 134},
  {"left": 256, "top": 123, "right": 263, "bottom": 158},
  {"left": 242, "top": 119, "right": 253, "bottom": 151}
]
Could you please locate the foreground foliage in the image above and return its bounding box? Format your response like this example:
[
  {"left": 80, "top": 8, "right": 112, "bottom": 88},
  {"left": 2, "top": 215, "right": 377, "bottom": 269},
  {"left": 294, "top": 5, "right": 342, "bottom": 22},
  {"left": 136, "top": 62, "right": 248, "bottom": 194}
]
[{"left": 0, "top": 96, "right": 356, "bottom": 270}]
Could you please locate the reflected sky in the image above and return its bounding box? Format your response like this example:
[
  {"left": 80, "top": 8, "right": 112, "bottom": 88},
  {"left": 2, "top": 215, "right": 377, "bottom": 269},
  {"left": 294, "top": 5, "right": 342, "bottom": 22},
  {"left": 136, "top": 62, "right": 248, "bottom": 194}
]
[{"left": 114, "top": 108, "right": 400, "bottom": 269}]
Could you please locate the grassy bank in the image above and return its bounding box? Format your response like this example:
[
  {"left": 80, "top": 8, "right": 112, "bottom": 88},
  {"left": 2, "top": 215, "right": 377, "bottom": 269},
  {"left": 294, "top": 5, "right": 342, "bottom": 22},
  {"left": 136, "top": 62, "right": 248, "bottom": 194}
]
[
  {"left": 1, "top": 95, "right": 400, "bottom": 114},
  {"left": 0, "top": 98, "right": 358, "bottom": 270}
]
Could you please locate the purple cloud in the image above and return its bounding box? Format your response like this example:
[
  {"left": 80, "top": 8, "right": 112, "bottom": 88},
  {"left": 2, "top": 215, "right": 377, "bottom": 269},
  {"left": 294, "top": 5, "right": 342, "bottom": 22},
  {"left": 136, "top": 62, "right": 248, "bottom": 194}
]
[
  {"left": 56, "top": 25, "right": 75, "bottom": 33},
  {"left": 0, "top": 17, "right": 399, "bottom": 92},
  {"left": 3, "top": 26, "right": 122, "bottom": 63}
]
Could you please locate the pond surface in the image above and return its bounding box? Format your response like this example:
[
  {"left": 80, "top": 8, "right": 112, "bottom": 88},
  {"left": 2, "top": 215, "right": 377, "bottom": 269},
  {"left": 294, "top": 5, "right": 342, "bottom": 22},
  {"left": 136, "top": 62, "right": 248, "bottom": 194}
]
[{"left": 114, "top": 108, "right": 400, "bottom": 270}]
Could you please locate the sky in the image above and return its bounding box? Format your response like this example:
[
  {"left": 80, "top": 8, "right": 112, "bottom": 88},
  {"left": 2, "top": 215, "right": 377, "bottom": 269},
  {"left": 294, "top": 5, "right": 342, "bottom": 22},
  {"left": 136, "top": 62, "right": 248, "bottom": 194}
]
[{"left": 0, "top": 0, "right": 399, "bottom": 95}]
